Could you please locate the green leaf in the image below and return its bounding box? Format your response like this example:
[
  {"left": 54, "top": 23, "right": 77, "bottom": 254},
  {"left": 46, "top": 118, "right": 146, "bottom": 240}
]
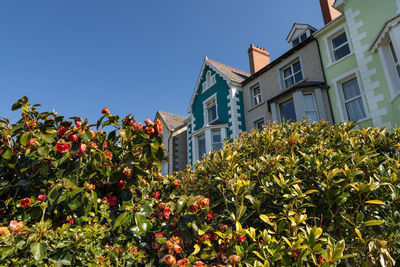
[
  {"left": 363, "top": 220, "right": 384, "bottom": 226},
  {"left": 176, "top": 199, "right": 186, "bottom": 214},
  {"left": 0, "top": 246, "right": 15, "bottom": 260},
  {"left": 20, "top": 132, "right": 31, "bottom": 146},
  {"left": 364, "top": 200, "right": 384, "bottom": 205},
  {"left": 192, "top": 244, "right": 201, "bottom": 255},
  {"left": 114, "top": 212, "right": 129, "bottom": 229},
  {"left": 2, "top": 148, "right": 13, "bottom": 160},
  {"left": 31, "top": 242, "right": 47, "bottom": 261},
  {"left": 260, "top": 214, "right": 272, "bottom": 225},
  {"left": 355, "top": 228, "right": 362, "bottom": 240}
]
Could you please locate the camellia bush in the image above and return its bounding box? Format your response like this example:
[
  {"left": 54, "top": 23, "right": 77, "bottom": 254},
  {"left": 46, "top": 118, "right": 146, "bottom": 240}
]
[{"left": 0, "top": 97, "right": 399, "bottom": 266}]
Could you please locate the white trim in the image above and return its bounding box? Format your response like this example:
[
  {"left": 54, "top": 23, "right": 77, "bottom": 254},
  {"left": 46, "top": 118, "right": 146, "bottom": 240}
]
[
  {"left": 397, "top": 0, "right": 400, "bottom": 12},
  {"left": 250, "top": 82, "right": 263, "bottom": 107},
  {"left": 370, "top": 14, "right": 400, "bottom": 52},
  {"left": 277, "top": 55, "right": 304, "bottom": 90},
  {"left": 313, "top": 15, "right": 345, "bottom": 37},
  {"left": 202, "top": 93, "right": 218, "bottom": 126},
  {"left": 227, "top": 86, "right": 242, "bottom": 139},
  {"left": 331, "top": 68, "right": 370, "bottom": 122},
  {"left": 323, "top": 25, "right": 353, "bottom": 67},
  {"left": 378, "top": 44, "right": 400, "bottom": 101}
]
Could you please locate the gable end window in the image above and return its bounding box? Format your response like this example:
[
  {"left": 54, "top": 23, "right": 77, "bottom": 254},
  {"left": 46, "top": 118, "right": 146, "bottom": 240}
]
[
  {"left": 206, "top": 98, "right": 217, "bottom": 123},
  {"left": 332, "top": 32, "right": 351, "bottom": 61},
  {"left": 282, "top": 61, "right": 303, "bottom": 88},
  {"left": 292, "top": 32, "right": 308, "bottom": 47},
  {"left": 250, "top": 84, "right": 262, "bottom": 107},
  {"left": 341, "top": 77, "right": 366, "bottom": 121}
]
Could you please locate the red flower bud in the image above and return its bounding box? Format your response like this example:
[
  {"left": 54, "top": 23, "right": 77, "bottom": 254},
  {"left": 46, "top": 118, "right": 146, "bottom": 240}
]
[{"left": 102, "top": 107, "right": 110, "bottom": 114}]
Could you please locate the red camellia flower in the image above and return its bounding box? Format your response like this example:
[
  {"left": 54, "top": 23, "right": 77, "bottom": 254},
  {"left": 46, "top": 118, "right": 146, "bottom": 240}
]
[
  {"left": 78, "top": 143, "right": 87, "bottom": 154},
  {"left": 74, "top": 118, "right": 82, "bottom": 127},
  {"left": 177, "top": 258, "right": 189, "bottom": 267},
  {"left": 164, "top": 255, "right": 176, "bottom": 265},
  {"left": 189, "top": 203, "right": 198, "bottom": 213},
  {"left": 163, "top": 207, "right": 171, "bottom": 219},
  {"left": 117, "top": 180, "right": 125, "bottom": 190},
  {"left": 193, "top": 261, "right": 207, "bottom": 267},
  {"left": 155, "top": 119, "right": 163, "bottom": 134},
  {"left": 56, "top": 142, "right": 71, "bottom": 153},
  {"left": 58, "top": 126, "right": 67, "bottom": 136},
  {"left": 146, "top": 127, "right": 155, "bottom": 135},
  {"left": 153, "top": 191, "right": 161, "bottom": 199},
  {"left": 105, "top": 194, "right": 117, "bottom": 207},
  {"left": 101, "top": 107, "right": 110, "bottom": 114},
  {"left": 174, "top": 244, "right": 182, "bottom": 254},
  {"left": 67, "top": 218, "right": 74, "bottom": 224},
  {"left": 20, "top": 198, "right": 32, "bottom": 209},
  {"left": 144, "top": 119, "right": 152, "bottom": 125},
  {"left": 37, "top": 194, "right": 47, "bottom": 202},
  {"left": 197, "top": 197, "right": 210, "bottom": 209},
  {"left": 134, "top": 123, "right": 143, "bottom": 131},
  {"left": 237, "top": 234, "right": 246, "bottom": 243},
  {"left": 155, "top": 232, "right": 163, "bottom": 238},
  {"left": 9, "top": 221, "right": 23, "bottom": 233},
  {"left": 67, "top": 133, "right": 78, "bottom": 143},
  {"left": 27, "top": 138, "right": 37, "bottom": 148},
  {"left": 173, "top": 179, "right": 180, "bottom": 189}
]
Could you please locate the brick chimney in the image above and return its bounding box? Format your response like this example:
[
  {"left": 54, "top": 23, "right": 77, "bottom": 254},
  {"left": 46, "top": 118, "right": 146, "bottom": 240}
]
[
  {"left": 248, "top": 44, "right": 270, "bottom": 74},
  {"left": 320, "top": 0, "right": 341, "bottom": 24}
]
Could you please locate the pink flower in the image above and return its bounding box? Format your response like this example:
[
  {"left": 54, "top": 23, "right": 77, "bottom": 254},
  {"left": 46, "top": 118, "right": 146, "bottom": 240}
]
[
  {"left": 153, "top": 191, "right": 161, "bottom": 199},
  {"left": 67, "top": 218, "right": 74, "bottom": 224},
  {"left": 78, "top": 143, "right": 87, "bottom": 154},
  {"left": 237, "top": 234, "right": 246, "bottom": 243},
  {"left": 155, "top": 119, "right": 163, "bottom": 134},
  {"left": 144, "top": 119, "right": 152, "bottom": 125},
  {"left": 155, "top": 232, "right": 163, "bottom": 238},
  {"left": 9, "top": 221, "right": 23, "bottom": 233},
  {"left": 27, "top": 138, "right": 37, "bottom": 148},
  {"left": 163, "top": 207, "right": 171, "bottom": 219},
  {"left": 37, "top": 194, "right": 47, "bottom": 202},
  {"left": 117, "top": 181, "right": 125, "bottom": 190},
  {"left": 74, "top": 118, "right": 82, "bottom": 127},
  {"left": 58, "top": 126, "right": 67, "bottom": 136},
  {"left": 134, "top": 123, "right": 143, "bottom": 131}
]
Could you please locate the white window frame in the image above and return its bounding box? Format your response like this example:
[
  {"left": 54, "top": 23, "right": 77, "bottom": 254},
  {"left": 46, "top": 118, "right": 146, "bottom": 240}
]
[
  {"left": 292, "top": 32, "right": 308, "bottom": 47},
  {"left": 332, "top": 69, "right": 370, "bottom": 123},
  {"left": 202, "top": 70, "right": 216, "bottom": 92},
  {"left": 389, "top": 41, "right": 400, "bottom": 79},
  {"left": 203, "top": 93, "right": 218, "bottom": 125},
  {"left": 324, "top": 26, "right": 353, "bottom": 67},
  {"left": 250, "top": 83, "right": 263, "bottom": 107},
  {"left": 303, "top": 93, "right": 319, "bottom": 122},
  {"left": 211, "top": 129, "right": 223, "bottom": 151},
  {"left": 253, "top": 117, "right": 265, "bottom": 130},
  {"left": 281, "top": 60, "right": 304, "bottom": 89}
]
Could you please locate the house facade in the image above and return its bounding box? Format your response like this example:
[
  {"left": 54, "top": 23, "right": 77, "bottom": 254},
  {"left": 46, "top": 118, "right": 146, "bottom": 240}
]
[
  {"left": 315, "top": 0, "right": 400, "bottom": 128},
  {"left": 242, "top": 27, "right": 333, "bottom": 129},
  {"left": 186, "top": 57, "right": 249, "bottom": 165},
  {"left": 155, "top": 111, "right": 188, "bottom": 175}
]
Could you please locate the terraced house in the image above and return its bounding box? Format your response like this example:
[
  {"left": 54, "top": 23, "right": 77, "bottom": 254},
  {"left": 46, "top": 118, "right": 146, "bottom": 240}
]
[{"left": 315, "top": 0, "right": 400, "bottom": 128}]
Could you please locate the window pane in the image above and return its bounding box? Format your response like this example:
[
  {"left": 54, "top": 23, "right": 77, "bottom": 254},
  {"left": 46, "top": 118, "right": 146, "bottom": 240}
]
[
  {"left": 255, "top": 119, "right": 264, "bottom": 130},
  {"left": 253, "top": 86, "right": 260, "bottom": 95},
  {"left": 208, "top": 104, "right": 217, "bottom": 122},
  {"left": 285, "top": 77, "right": 294, "bottom": 88},
  {"left": 292, "top": 39, "right": 300, "bottom": 47},
  {"left": 389, "top": 41, "right": 398, "bottom": 63},
  {"left": 212, "top": 143, "right": 223, "bottom": 150},
  {"left": 334, "top": 44, "right": 351, "bottom": 60},
  {"left": 280, "top": 99, "right": 297, "bottom": 122},
  {"left": 304, "top": 94, "right": 315, "bottom": 110},
  {"left": 198, "top": 135, "right": 206, "bottom": 158},
  {"left": 332, "top": 32, "right": 347, "bottom": 48},
  {"left": 300, "top": 33, "right": 307, "bottom": 42},
  {"left": 212, "top": 130, "right": 221, "bottom": 143},
  {"left": 294, "top": 71, "right": 303, "bottom": 83},
  {"left": 293, "top": 62, "right": 302, "bottom": 73},
  {"left": 254, "top": 94, "right": 262, "bottom": 105},
  {"left": 346, "top": 98, "right": 366, "bottom": 121},
  {"left": 283, "top": 67, "right": 292, "bottom": 78},
  {"left": 342, "top": 78, "right": 360, "bottom": 100},
  {"left": 306, "top": 111, "right": 319, "bottom": 122}
]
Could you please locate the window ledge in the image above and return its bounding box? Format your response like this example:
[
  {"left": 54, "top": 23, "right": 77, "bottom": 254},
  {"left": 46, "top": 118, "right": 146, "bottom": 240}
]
[
  {"left": 247, "top": 102, "right": 265, "bottom": 112},
  {"left": 326, "top": 52, "right": 354, "bottom": 69},
  {"left": 390, "top": 91, "right": 400, "bottom": 103},
  {"left": 354, "top": 116, "right": 372, "bottom": 124}
]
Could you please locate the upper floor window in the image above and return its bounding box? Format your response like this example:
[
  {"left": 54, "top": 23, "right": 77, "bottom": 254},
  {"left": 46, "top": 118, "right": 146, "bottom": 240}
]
[
  {"left": 304, "top": 94, "right": 319, "bottom": 122},
  {"left": 212, "top": 129, "right": 223, "bottom": 150},
  {"left": 332, "top": 32, "right": 351, "bottom": 61},
  {"left": 207, "top": 98, "right": 217, "bottom": 123},
  {"left": 341, "top": 77, "right": 366, "bottom": 121},
  {"left": 250, "top": 83, "right": 262, "bottom": 107},
  {"left": 292, "top": 32, "right": 307, "bottom": 47},
  {"left": 283, "top": 61, "right": 303, "bottom": 88},
  {"left": 254, "top": 118, "right": 265, "bottom": 130},
  {"left": 202, "top": 71, "right": 216, "bottom": 92},
  {"left": 389, "top": 41, "right": 400, "bottom": 79}
]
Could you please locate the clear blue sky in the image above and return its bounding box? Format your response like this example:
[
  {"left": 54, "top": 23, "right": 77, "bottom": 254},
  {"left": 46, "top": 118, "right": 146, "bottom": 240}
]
[{"left": 0, "top": 0, "right": 324, "bottom": 125}]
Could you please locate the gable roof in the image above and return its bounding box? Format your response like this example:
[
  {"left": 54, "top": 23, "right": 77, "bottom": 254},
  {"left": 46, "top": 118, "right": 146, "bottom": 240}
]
[
  {"left": 286, "top": 23, "right": 317, "bottom": 42},
  {"left": 155, "top": 110, "right": 187, "bottom": 132},
  {"left": 187, "top": 57, "right": 249, "bottom": 113}
]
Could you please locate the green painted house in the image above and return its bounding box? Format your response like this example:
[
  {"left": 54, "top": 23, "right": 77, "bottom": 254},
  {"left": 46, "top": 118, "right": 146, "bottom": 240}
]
[
  {"left": 315, "top": 0, "right": 400, "bottom": 128},
  {"left": 186, "top": 57, "right": 249, "bottom": 165}
]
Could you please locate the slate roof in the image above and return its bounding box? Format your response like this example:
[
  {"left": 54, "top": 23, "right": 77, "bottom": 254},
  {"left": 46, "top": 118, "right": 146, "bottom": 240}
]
[
  {"left": 156, "top": 111, "right": 187, "bottom": 132},
  {"left": 206, "top": 58, "right": 250, "bottom": 83}
]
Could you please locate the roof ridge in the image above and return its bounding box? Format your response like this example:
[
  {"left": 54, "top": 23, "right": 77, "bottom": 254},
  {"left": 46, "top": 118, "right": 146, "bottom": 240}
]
[
  {"left": 206, "top": 58, "right": 250, "bottom": 76},
  {"left": 157, "top": 110, "right": 187, "bottom": 119}
]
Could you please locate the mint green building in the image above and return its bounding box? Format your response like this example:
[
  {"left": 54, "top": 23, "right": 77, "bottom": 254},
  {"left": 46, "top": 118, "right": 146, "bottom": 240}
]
[{"left": 315, "top": 0, "right": 400, "bottom": 128}]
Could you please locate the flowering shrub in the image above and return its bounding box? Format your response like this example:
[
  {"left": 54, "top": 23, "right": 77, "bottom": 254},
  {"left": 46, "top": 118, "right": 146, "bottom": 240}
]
[{"left": 0, "top": 97, "right": 399, "bottom": 266}]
